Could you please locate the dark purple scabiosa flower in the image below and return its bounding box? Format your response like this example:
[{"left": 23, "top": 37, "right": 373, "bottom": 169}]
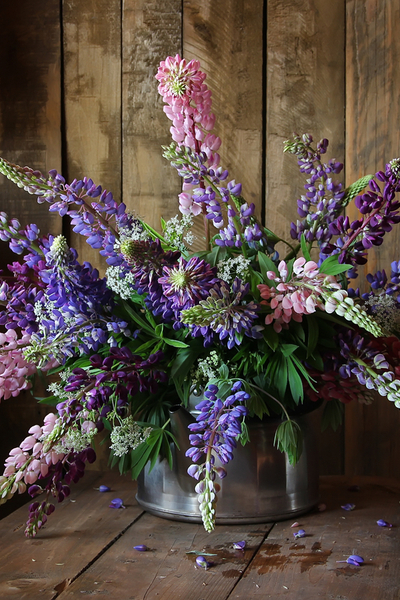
[
  {"left": 185, "top": 380, "right": 249, "bottom": 531},
  {"left": 181, "top": 277, "right": 263, "bottom": 349},
  {"left": 119, "top": 237, "right": 181, "bottom": 320},
  {"left": 158, "top": 256, "right": 218, "bottom": 309}
]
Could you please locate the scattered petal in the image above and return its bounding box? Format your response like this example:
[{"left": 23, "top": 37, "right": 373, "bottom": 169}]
[
  {"left": 134, "top": 545, "right": 148, "bottom": 552},
  {"left": 290, "top": 522, "right": 299, "bottom": 528},
  {"left": 293, "top": 529, "right": 306, "bottom": 539},
  {"left": 337, "top": 554, "right": 364, "bottom": 566},
  {"left": 195, "top": 555, "right": 212, "bottom": 569},
  {"left": 98, "top": 485, "right": 111, "bottom": 492},
  {"left": 377, "top": 519, "right": 393, "bottom": 528},
  {"left": 233, "top": 540, "right": 246, "bottom": 550},
  {"left": 341, "top": 503, "right": 356, "bottom": 511},
  {"left": 109, "top": 498, "right": 125, "bottom": 509}
]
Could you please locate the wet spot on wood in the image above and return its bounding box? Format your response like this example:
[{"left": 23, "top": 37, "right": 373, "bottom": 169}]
[
  {"left": 247, "top": 543, "right": 331, "bottom": 575},
  {"left": 221, "top": 569, "right": 242, "bottom": 579},
  {"left": 311, "top": 542, "right": 321, "bottom": 551},
  {"left": 335, "top": 565, "right": 361, "bottom": 577}
]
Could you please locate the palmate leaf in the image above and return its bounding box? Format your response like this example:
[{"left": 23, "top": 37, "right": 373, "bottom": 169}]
[
  {"left": 319, "top": 255, "right": 352, "bottom": 276},
  {"left": 305, "top": 314, "right": 319, "bottom": 357},
  {"left": 321, "top": 399, "right": 344, "bottom": 432},
  {"left": 287, "top": 357, "right": 304, "bottom": 403},
  {"left": 274, "top": 419, "right": 303, "bottom": 465},
  {"left": 257, "top": 251, "right": 278, "bottom": 280},
  {"left": 300, "top": 233, "right": 312, "bottom": 262}
]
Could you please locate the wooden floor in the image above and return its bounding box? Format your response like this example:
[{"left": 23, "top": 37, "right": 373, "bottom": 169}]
[{"left": 0, "top": 472, "right": 399, "bottom": 600}]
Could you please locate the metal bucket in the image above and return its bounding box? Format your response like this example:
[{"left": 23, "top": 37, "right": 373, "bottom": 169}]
[{"left": 136, "top": 406, "right": 320, "bottom": 524}]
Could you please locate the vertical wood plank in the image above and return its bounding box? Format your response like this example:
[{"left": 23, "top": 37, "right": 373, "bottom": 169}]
[
  {"left": 122, "top": 0, "right": 182, "bottom": 232},
  {"left": 345, "top": 0, "right": 400, "bottom": 477},
  {"left": 266, "top": 0, "right": 346, "bottom": 475},
  {"left": 265, "top": 0, "right": 345, "bottom": 243},
  {"left": 183, "top": 0, "right": 264, "bottom": 248},
  {"left": 0, "top": 0, "right": 62, "bottom": 517},
  {"left": 63, "top": 0, "right": 122, "bottom": 272}
]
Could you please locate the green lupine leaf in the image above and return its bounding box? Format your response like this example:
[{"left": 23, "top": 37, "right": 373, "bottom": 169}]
[
  {"left": 321, "top": 399, "right": 344, "bottom": 432},
  {"left": 276, "top": 357, "right": 288, "bottom": 400},
  {"left": 274, "top": 419, "right": 303, "bottom": 465},
  {"left": 281, "top": 343, "right": 299, "bottom": 357},
  {"left": 305, "top": 314, "right": 319, "bottom": 356},
  {"left": 257, "top": 251, "right": 278, "bottom": 280},
  {"left": 319, "top": 255, "right": 352, "bottom": 276},
  {"left": 300, "top": 234, "right": 312, "bottom": 261},
  {"left": 263, "top": 325, "right": 280, "bottom": 351},
  {"left": 287, "top": 358, "right": 304, "bottom": 403},
  {"left": 163, "top": 338, "right": 189, "bottom": 348}
]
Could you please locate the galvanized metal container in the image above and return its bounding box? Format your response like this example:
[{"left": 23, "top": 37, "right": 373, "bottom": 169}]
[{"left": 136, "top": 406, "right": 320, "bottom": 524}]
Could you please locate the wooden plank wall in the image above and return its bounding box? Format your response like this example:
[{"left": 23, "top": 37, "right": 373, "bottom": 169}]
[{"left": 1, "top": 0, "right": 400, "bottom": 492}]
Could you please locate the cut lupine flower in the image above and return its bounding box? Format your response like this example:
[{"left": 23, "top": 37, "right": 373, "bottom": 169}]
[
  {"left": 293, "top": 529, "right": 306, "bottom": 539},
  {"left": 377, "top": 519, "right": 393, "bottom": 527},
  {"left": 341, "top": 503, "right": 356, "bottom": 511},
  {"left": 109, "top": 498, "right": 125, "bottom": 509},
  {"left": 233, "top": 540, "right": 246, "bottom": 550},
  {"left": 337, "top": 554, "right": 364, "bottom": 566},
  {"left": 186, "top": 381, "right": 250, "bottom": 531},
  {"left": 195, "top": 555, "right": 212, "bottom": 569},
  {"left": 134, "top": 545, "right": 148, "bottom": 551}
]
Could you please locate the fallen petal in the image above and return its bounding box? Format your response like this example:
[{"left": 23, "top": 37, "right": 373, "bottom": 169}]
[
  {"left": 347, "top": 554, "right": 364, "bottom": 565},
  {"left": 290, "top": 522, "right": 299, "bottom": 528},
  {"left": 98, "top": 485, "right": 111, "bottom": 492},
  {"left": 233, "top": 540, "right": 246, "bottom": 550},
  {"left": 341, "top": 503, "right": 356, "bottom": 511},
  {"left": 196, "top": 555, "right": 212, "bottom": 569},
  {"left": 109, "top": 498, "right": 125, "bottom": 509},
  {"left": 134, "top": 545, "right": 148, "bottom": 551},
  {"left": 377, "top": 519, "right": 393, "bottom": 528},
  {"left": 293, "top": 529, "right": 306, "bottom": 539}
]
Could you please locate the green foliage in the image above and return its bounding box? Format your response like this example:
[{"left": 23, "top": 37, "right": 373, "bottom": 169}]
[
  {"left": 321, "top": 399, "right": 344, "bottom": 432},
  {"left": 319, "top": 255, "right": 352, "bottom": 276},
  {"left": 274, "top": 419, "right": 303, "bottom": 465},
  {"left": 109, "top": 424, "right": 177, "bottom": 480}
]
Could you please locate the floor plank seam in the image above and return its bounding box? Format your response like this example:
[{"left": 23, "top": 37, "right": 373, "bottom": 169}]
[
  {"left": 50, "top": 509, "right": 146, "bottom": 599},
  {"left": 225, "top": 522, "right": 276, "bottom": 599}
]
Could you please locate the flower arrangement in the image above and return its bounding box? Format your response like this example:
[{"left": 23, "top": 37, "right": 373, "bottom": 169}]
[{"left": 1, "top": 54, "right": 400, "bottom": 536}]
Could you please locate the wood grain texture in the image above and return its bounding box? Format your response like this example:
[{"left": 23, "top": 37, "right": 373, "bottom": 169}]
[
  {"left": 230, "top": 477, "right": 400, "bottom": 599},
  {"left": 0, "top": 0, "right": 62, "bottom": 514},
  {"left": 0, "top": 0, "right": 62, "bottom": 257},
  {"left": 183, "top": 0, "right": 263, "bottom": 249},
  {"left": 1, "top": 474, "right": 399, "bottom": 599},
  {"left": 0, "top": 471, "right": 142, "bottom": 600},
  {"left": 63, "top": 0, "right": 122, "bottom": 272},
  {"left": 122, "top": 0, "right": 182, "bottom": 232},
  {"left": 265, "top": 0, "right": 345, "bottom": 243},
  {"left": 57, "top": 514, "right": 271, "bottom": 599},
  {"left": 345, "top": 0, "right": 400, "bottom": 477}
]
